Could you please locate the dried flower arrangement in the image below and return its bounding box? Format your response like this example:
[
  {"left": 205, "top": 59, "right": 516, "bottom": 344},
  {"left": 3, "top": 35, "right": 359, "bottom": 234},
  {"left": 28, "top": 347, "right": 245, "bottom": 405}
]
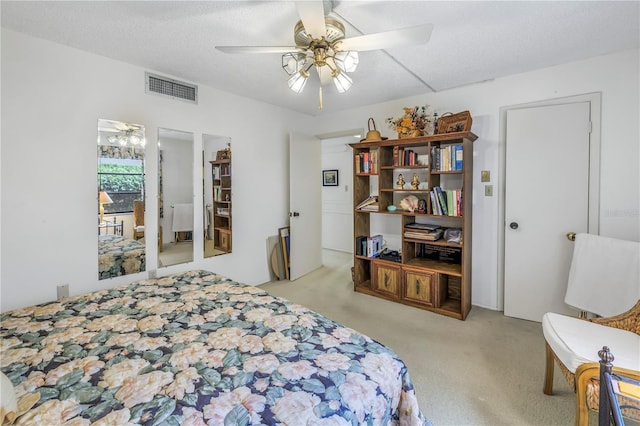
[{"left": 386, "top": 105, "right": 434, "bottom": 138}]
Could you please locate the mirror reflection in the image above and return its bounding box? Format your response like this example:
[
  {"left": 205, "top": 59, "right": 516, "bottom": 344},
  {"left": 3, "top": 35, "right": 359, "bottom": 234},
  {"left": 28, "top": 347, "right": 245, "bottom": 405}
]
[
  {"left": 97, "top": 119, "right": 146, "bottom": 280},
  {"left": 158, "top": 128, "right": 194, "bottom": 267},
  {"left": 203, "top": 134, "right": 232, "bottom": 258}
]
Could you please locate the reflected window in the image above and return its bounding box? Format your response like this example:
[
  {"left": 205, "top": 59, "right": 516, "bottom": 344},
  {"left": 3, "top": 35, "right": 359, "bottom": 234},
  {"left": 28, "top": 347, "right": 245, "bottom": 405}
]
[{"left": 98, "top": 156, "right": 145, "bottom": 214}]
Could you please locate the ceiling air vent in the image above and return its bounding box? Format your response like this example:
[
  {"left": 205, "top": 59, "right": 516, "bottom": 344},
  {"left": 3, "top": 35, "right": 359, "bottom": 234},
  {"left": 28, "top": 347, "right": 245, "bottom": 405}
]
[{"left": 145, "top": 72, "right": 198, "bottom": 104}]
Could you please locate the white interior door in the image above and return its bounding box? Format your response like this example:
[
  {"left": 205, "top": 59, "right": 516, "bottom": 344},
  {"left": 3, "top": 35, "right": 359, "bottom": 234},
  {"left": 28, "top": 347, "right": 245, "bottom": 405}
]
[
  {"left": 289, "top": 132, "right": 322, "bottom": 280},
  {"left": 504, "top": 102, "right": 591, "bottom": 322}
]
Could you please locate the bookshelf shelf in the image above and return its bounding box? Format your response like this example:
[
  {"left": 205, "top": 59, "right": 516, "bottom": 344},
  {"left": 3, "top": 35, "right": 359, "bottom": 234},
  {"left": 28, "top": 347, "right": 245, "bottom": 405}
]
[{"left": 351, "top": 131, "right": 477, "bottom": 320}]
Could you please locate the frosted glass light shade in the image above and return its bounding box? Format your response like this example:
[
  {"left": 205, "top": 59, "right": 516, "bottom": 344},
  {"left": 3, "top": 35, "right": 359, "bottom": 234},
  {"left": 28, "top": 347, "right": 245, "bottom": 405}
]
[
  {"left": 332, "top": 70, "right": 352, "bottom": 93},
  {"left": 288, "top": 69, "right": 310, "bottom": 93},
  {"left": 334, "top": 51, "right": 359, "bottom": 73},
  {"left": 282, "top": 53, "right": 306, "bottom": 75}
]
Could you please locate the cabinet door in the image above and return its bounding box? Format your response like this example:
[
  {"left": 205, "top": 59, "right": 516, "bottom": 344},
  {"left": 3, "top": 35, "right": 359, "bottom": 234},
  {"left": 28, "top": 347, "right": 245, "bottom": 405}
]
[
  {"left": 403, "top": 268, "right": 437, "bottom": 307},
  {"left": 372, "top": 261, "right": 400, "bottom": 298}
]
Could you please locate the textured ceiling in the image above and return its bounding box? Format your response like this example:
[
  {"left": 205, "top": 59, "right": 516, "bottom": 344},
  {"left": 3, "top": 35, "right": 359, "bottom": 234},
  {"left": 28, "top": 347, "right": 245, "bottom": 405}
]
[{"left": 2, "top": 1, "right": 639, "bottom": 116}]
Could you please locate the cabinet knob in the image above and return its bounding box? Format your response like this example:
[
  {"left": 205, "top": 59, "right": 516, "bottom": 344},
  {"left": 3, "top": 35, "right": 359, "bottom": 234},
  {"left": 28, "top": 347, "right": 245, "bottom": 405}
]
[
  {"left": 509, "top": 222, "right": 519, "bottom": 230},
  {"left": 415, "top": 280, "right": 420, "bottom": 294}
]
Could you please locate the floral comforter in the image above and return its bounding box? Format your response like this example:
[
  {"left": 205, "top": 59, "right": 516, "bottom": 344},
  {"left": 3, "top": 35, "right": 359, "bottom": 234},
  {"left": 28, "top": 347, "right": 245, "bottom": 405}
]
[
  {"left": 1, "top": 270, "right": 426, "bottom": 425},
  {"left": 98, "top": 234, "right": 145, "bottom": 279}
]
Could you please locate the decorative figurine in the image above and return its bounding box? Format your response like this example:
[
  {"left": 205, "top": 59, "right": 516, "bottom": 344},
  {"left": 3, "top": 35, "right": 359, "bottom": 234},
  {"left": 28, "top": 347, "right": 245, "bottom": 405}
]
[
  {"left": 411, "top": 174, "right": 420, "bottom": 190},
  {"left": 396, "top": 174, "right": 405, "bottom": 189},
  {"left": 418, "top": 199, "right": 427, "bottom": 214}
]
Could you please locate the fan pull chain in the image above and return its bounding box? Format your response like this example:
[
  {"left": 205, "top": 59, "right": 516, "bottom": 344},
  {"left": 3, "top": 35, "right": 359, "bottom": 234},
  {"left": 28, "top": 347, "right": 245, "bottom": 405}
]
[{"left": 318, "top": 86, "right": 323, "bottom": 110}]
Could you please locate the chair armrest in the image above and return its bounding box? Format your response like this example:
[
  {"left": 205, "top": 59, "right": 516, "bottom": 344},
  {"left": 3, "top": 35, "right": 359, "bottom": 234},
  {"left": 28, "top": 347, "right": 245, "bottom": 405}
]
[{"left": 590, "top": 300, "right": 640, "bottom": 335}]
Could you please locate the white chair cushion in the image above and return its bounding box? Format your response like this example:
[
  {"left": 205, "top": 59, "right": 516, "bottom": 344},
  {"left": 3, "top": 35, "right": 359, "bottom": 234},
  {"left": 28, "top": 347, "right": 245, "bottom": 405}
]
[{"left": 542, "top": 312, "right": 640, "bottom": 373}]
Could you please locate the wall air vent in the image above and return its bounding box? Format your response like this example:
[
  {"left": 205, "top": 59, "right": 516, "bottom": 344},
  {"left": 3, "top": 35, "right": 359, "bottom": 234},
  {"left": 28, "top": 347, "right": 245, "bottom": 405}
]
[{"left": 145, "top": 72, "right": 198, "bottom": 104}]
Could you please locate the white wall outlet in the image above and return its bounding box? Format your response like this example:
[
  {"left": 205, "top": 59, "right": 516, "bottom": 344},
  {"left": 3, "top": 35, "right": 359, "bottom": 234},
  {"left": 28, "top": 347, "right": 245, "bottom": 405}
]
[
  {"left": 57, "top": 284, "right": 69, "bottom": 300},
  {"left": 149, "top": 270, "right": 157, "bottom": 279}
]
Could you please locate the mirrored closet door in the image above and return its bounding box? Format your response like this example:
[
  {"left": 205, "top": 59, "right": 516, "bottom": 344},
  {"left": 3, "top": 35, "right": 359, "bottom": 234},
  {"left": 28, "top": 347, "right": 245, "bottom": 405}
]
[
  {"left": 158, "top": 128, "right": 194, "bottom": 267},
  {"left": 97, "top": 119, "right": 146, "bottom": 280},
  {"left": 203, "top": 134, "right": 232, "bottom": 258}
]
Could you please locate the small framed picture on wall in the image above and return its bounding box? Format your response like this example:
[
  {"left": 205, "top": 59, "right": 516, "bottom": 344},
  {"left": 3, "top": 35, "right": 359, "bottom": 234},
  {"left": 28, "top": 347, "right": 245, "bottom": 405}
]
[{"left": 322, "top": 169, "right": 339, "bottom": 186}]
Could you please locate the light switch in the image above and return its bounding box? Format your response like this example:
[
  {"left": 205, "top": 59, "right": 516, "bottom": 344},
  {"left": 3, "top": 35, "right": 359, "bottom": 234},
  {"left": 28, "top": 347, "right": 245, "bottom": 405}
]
[
  {"left": 481, "top": 170, "right": 490, "bottom": 182},
  {"left": 485, "top": 185, "right": 493, "bottom": 196}
]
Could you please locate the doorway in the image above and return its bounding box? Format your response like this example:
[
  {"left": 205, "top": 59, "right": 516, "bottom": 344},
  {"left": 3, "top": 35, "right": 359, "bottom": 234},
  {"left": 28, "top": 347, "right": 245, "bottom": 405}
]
[
  {"left": 288, "top": 129, "right": 362, "bottom": 281},
  {"left": 499, "top": 93, "right": 601, "bottom": 321}
]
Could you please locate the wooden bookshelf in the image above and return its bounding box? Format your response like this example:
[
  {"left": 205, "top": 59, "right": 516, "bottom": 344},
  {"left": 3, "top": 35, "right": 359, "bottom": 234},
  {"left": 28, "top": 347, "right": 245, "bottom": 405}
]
[{"left": 350, "top": 131, "right": 477, "bottom": 320}]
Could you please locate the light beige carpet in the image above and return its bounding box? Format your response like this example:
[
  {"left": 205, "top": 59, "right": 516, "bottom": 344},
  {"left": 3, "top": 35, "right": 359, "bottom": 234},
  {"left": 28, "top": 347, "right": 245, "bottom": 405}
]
[
  {"left": 260, "top": 249, "right": 618, "bottom": 426},
  {"left": 158, "top": 241, "right": 193, "bottom": 267}
]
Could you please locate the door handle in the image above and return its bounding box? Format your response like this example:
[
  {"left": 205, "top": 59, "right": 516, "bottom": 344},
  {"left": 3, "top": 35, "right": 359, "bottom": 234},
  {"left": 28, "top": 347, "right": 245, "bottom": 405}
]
[
  {"left": 509, "top": 222, "right": 519, "bottom": 230},
  {"left": 289, "top": 212, "right": 300, "bottom": 217}
]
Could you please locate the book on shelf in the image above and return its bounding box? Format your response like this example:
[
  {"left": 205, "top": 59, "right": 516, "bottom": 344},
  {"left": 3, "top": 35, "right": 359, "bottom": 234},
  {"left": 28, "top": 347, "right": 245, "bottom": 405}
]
[
  {"left": 434, "top": 186, "right": 448, "bottom": 215},
  {"left": 355, "top": 150, "right": 378, "bottom": 174},
  {"left": 431, "top": 146, "right": 440, "bottom": 171},
  {"left": 429, "top": 191, "right": 441, "bottom": 215},
  {"left": 355, "top": 235, "right": 384, "bottom": 257},
  {"left": 359, "top": 203, "right": 379, "bottom": 212},
  {"left": 405, "top": 222, "right": 440, "bottom": 231},
  {"left": 447, "top": 191, "right": 455, "bottom": 216},
  {"left": 404, "top": 224, "right": 443, "bottom": 241},
  {"left": 367, "top": 234, "right": 384, "bottom": 257},
  {"left": 429, "top": 187, "right": 462, "bottom": 216},
  {"left": 355, "top": 195, "right": 378, "bottom": 210},
  {"left": 454, "top": 144, "right": 463, "bottom": 170},
  {"left": 404, "top": 229, "right": 443, "bottom": 241}
]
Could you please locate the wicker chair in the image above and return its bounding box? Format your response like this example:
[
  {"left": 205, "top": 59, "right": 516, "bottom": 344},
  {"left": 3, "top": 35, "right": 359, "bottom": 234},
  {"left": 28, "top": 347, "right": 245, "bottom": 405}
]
[
  {"left": 542, "top": 233, "right": 640, "bottom": 426},
  {"left": 544, "top": 301, "right": 640, "bottom": 425}
]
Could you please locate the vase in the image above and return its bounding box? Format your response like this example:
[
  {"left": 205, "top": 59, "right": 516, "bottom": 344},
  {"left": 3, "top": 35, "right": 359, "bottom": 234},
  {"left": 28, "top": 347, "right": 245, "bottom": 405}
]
[{"left": 398, "top": 130, "right": 424, "bottom": 139}]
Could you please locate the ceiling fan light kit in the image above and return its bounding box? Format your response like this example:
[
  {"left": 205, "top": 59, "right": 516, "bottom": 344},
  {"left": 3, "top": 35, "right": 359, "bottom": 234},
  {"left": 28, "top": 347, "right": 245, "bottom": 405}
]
[
  {"left": 107, "top": 129, "right": 146, "bottom": 147},
  {"left": 215, "top": 1, "right": 433, "bottom": 108}
]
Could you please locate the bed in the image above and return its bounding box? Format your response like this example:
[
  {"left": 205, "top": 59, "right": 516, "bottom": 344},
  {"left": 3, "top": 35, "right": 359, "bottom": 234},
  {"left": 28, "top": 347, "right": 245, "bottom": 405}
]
[
  {"left": 98, "top": 234, "right": 146, "bottom": 279},
  {"left": 0, "top": 270, "right": 426, "bottom": 425}
]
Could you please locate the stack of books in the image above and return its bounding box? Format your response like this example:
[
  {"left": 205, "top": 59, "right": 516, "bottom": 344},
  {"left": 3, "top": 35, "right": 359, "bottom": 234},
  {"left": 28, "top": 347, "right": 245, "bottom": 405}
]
[
  {"left": 403, "top": 223, "right": 443, "bottom": 241},
  {"left": 355, "top": 235, "right": 385, "bottom": 257},
  {"left": 355, "top": 195, "right": 379, "bottom": 211}
]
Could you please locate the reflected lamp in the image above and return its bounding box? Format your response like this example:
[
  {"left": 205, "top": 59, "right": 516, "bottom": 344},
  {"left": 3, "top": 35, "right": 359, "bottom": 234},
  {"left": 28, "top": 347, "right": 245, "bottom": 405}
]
[{"left": 99, "top": 191, "right": 113, "bottom": 223}]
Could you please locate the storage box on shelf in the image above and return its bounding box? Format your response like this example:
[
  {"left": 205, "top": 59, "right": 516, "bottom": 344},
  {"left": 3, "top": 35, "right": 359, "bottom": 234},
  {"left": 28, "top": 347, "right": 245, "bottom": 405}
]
[{"left": 350, "top": 131, "right": 477, "bottom": 320}]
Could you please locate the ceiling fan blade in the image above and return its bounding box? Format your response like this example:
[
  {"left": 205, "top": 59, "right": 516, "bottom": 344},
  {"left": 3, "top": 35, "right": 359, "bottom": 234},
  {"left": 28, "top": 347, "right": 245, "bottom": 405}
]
[
  {"left": 216, "top": 46, "right": 303, "bottom": 54},
  {"left": 295, "top": 1, "right": 327, "bottom": 39},
  {"left": 339, "top": 24, "right": 434, "bottom": 52}
]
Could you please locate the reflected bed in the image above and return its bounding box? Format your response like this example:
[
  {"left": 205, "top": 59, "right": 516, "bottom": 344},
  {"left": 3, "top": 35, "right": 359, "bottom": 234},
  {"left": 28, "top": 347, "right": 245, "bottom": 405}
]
[
  {"left": 0, "top": 270, "right": 426, "bottom": 425},
  {"left": 98, "top": 234, "right": 145, "bottom": 279}
]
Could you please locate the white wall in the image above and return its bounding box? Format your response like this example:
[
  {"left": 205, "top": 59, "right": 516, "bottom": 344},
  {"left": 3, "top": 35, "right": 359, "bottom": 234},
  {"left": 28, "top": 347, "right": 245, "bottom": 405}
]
[
  {"left": 0, "top": 29, "right": 311, "bottom": 311},
  {"left": 321, "top": 137, "right": 355, "bottom": 252},
  {"left": 307, "top": 49, "right": 640, "bottom": 310},
  {"left": 2, "top": 28, "right": 638, "bottom": 313}
]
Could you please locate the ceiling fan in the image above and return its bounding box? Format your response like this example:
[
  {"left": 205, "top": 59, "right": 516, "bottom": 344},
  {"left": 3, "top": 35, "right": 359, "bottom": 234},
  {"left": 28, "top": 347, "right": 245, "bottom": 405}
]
[
  {"left": 215, "top": 1, "right": 433, "bottom": 108},
  {"left": 98, "top": 120, "right": 145, "bottom": 147}
]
